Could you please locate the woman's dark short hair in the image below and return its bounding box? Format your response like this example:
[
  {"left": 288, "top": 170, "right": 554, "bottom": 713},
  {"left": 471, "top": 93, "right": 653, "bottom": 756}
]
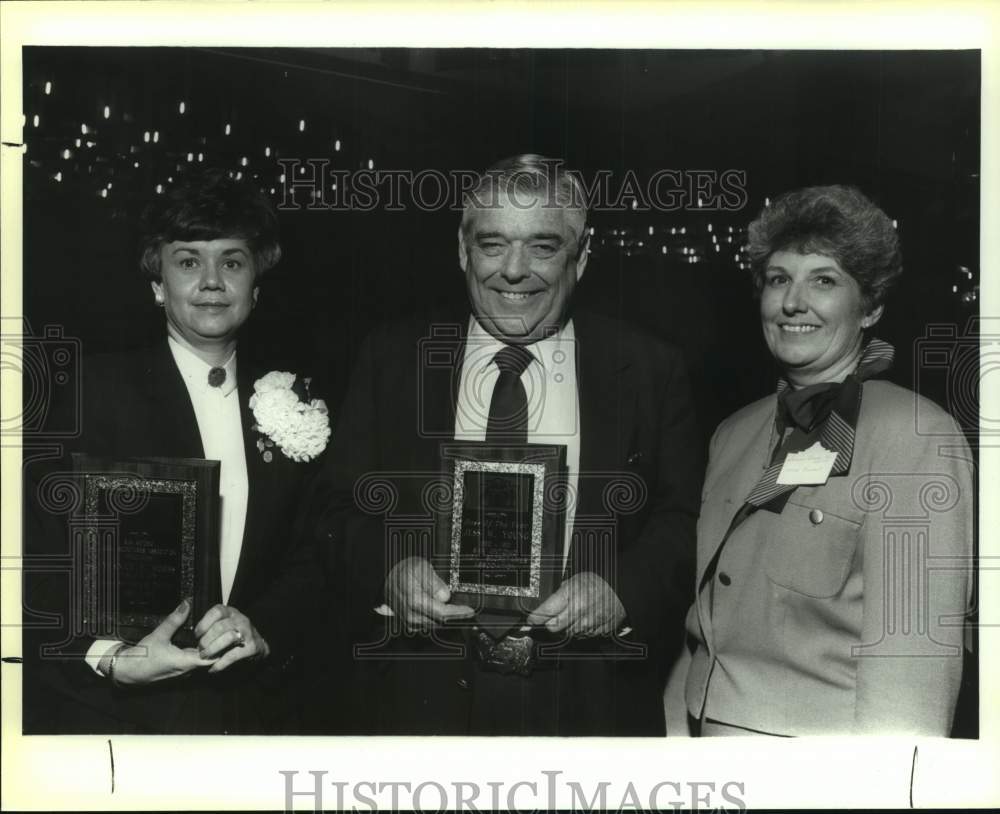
[
  {"left": 746, "top": 185, "right": 902, "bottom": 310},
  {"left": 138, "top": 169, "right": 281, "bottom": 281}
]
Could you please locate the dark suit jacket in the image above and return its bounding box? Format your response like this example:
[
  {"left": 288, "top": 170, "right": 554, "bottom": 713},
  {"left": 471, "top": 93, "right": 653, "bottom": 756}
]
[
  {"left": 23, "top": 341, "right": 322, "bottom": 734},
  {"left": 309, "top": 310, "right": 703, "bottom": 735}
]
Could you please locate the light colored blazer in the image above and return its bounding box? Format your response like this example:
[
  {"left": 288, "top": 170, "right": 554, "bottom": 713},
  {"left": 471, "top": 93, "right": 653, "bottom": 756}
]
[{"left": 684, "top": 380, "right": 973, "bottom": 736}]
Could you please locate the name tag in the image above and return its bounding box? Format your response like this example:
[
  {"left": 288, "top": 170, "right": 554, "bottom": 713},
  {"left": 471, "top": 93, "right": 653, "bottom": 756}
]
[{"left": 777, "top": 441, "right": 838, "bottom": 486}]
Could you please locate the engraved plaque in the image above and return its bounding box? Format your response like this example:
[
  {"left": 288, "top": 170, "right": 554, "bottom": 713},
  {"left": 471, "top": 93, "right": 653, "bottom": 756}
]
[
  {"left": 438, "top": 443, "right": 566, "bottom": 615},
  {"left": 73, "top": 455, "right": 220, "bottom": 645}
]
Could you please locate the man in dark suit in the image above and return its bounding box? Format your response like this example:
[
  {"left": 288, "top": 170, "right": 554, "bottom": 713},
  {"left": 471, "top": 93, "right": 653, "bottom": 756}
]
[
  {"left": 313, "top": 154, "right": 702, "bottom": 735},
  {"left": 23, "top": 170, "right": 326, "bottom": 734}
]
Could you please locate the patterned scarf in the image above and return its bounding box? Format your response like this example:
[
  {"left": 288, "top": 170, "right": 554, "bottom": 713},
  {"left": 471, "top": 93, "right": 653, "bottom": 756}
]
[{"left": 744, "top": 337, "right": 895, "bottom": 509}]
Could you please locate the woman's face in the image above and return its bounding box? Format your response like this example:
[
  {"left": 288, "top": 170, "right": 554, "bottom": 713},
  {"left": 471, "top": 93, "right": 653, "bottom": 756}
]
[
  {"left": 151, "top": 238, "right": 258, "bottom": 352},
  {"left": 760, "top": 250, "right": 882, "bottom": 386}
]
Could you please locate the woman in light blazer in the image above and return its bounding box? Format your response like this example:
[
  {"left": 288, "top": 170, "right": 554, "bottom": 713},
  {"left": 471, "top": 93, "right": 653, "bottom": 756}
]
[{"left": 676, "top": 185, "right": 973, "bottom": 736}]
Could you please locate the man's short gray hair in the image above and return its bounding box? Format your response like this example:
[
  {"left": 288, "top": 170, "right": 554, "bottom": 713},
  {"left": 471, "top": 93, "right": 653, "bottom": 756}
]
[{"left": 460, "top": 154, "right": 589, "bottom": 252}]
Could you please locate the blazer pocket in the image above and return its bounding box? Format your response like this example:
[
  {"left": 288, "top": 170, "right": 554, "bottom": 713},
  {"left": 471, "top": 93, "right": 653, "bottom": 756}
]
[{"left": 764, "top": 498, "right": 861, "bottom": 598}]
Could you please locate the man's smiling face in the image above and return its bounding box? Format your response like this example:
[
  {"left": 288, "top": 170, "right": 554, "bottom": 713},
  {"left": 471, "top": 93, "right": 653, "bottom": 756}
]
[{"left": 459, "top": 191, "right": 588, "bottom": 344}]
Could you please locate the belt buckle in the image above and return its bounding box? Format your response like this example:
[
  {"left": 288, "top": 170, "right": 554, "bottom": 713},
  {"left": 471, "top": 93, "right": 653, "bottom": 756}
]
[{"left": 474, "top": 629, "right": 535, "bottom": 677}]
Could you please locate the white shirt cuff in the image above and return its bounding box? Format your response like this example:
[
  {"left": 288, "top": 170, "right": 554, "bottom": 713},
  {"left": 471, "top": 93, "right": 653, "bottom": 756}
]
[{"left": 85, "top": 638, "right": 124, "bottom": 675}]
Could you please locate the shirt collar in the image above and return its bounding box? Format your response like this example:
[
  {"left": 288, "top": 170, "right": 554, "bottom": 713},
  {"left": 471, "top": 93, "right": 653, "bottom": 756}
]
[
  {"left": 167, "top": 336, "right": 238, "bottom": 397},
  {"left": 466, "top": 316, "right": 575, "bottom": 373}
]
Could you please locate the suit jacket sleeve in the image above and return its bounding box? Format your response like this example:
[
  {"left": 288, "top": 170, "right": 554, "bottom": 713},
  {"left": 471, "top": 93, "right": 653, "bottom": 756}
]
[
  {"left": 853, "top": 407, "right": 973, "bottom": 734},
  {"left": 304, "top": 328, "right": 395, "bottom": 632},
  {"left": 613, "top": 343, "right": 704, "bottom": 646}
]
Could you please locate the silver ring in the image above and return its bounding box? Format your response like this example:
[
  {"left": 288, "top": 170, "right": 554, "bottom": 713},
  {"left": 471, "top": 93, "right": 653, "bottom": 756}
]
[{"left": 233, "top": 629, "right": 246, "bottom": 647}]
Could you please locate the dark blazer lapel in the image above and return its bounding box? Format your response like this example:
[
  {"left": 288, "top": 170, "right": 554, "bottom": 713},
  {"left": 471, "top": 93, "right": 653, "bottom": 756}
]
[
  {"left": 415, "top": 312, "right": 468, "bottom": 469},
  {"left": 572, "top": 314, "right": 634, "bottom": 559},
  {"left": 146, "top": 341, "right": 204, "bottom": 459}
]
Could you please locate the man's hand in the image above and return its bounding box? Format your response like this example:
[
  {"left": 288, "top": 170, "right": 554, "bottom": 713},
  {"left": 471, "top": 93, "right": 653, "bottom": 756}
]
[
  {"left": 111, "top": 599, "right": 215, "bottom": 685},
  {"left": 385, "top": 556, "right": 475, "bottom": 632},
  {"left": 526, "top": 572, "right": 626, "bottom": 637},
  {"left": 194, "top": 604, "right": 270, "bottom": 673}
]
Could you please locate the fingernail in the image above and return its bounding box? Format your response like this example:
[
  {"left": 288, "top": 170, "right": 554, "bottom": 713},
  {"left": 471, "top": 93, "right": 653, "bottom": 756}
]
[{"left": 177, "top": 599, "right": 189, "bottom": 612}]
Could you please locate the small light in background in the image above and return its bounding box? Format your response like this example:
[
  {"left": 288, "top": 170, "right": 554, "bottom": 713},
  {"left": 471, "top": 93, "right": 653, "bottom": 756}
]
[
  {"left": 103, "top": 106, "right": 110, "bottom": 119},
  {"left": 144, "top": 131, "right": 150, "bottom": 143},
  {"left": 44, "top": 81, "right": 52, "bottom": 95},
  {"left": 299, "top": 119, "right": 306, "bottom": 132},
  {"left": 167, "top": 176, "right": 173, "bottom": 183},
  {"left": 892, "top": 219, "right": 898, "bottom": 229},
  {"left": 54, "top": 171, "right": 62, "bottom": 182},
  {"left": 156, "top": 184, "right": 163, "bottom": 194},
  {"left": 225, "top": 123, "right": 231, "bottom": 135},
  {"left": 179, "top": 101, "right": 186, "bottom": 114},
  {"left": 707, "top": 223, "right": 713, "bottom": 232},
  {"left": 81, "top": 123, "right": 88, "bottom": 134},
  {"left": 236, "top": 171, "right": 243, "bottom": 180},
  {"left": 75, "top": 138, "right": 82, "bottom": 148},
  {"left": 62, "top": 148, "right": 71, "bottom": 159},
  {"left": 241, "top": 156, "right": 248, "bottom": 167},
  {"left": 187, "top": 153, "right": 194, "bottom": 162},
  {"left": 765, "top": 197, "right": 771, "bottom": 207},
  {"left": 265, "top": 146, "right": 271, "bottom": 157},
  {"left": 279, "top": 173, "right": 286, "bottom": 184},
  {"left": 33, "top": 114, "right": 40, "bottom": 127},
  {"left": 198, "top": 153, "right": 204, "bottom": 162},
  {"left": 134, "top": 161, "right": 140, "bottom": 168},
  {"left": 153, "top": 131, "right": 159, "bottom": 143},
  {"left": 334, "top": 139, "right": 341, "bottom": 151},
  {"left": 952, "top": 285, "right": 958, "bottom": 293},
  {"left": 648, "top": 226, "right": 654, "bottom": 235},
  {"left": 661, "top": 246, "right": 667, "bottom": 255},
  {"left": 100, "top": 189, "right": 107, "bottom": 198},
  {"left": 368, "top": 158, "right": 374, "bottom": 170}
]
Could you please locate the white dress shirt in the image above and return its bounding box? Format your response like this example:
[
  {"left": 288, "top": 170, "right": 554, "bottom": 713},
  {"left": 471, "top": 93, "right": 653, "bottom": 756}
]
[
  {"left": 168, "top": 337, "right": 248, "bottom": 605},
  {"left": 86, "top": 339, "right": 249, "bottom": 671},
  {"left": 454, "top": 317, "right": 580, "bottom": 571}
]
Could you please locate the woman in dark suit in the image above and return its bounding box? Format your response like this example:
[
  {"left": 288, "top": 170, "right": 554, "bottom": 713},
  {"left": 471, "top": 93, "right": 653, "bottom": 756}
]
[
  {"left": 23, "top": 170, "right": 329, "bottom": 734},
  {"left": 674, "top": 186, "right": 973, "bottom": 736}
]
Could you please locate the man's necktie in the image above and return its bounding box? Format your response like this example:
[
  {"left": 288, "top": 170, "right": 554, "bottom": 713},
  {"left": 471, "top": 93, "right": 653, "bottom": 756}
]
[
  {"left": 486, "top": 345, "right": 534, "bottom": 443},
  {"left": 208, "top": 367, "right": 226, "bottom": 387}
]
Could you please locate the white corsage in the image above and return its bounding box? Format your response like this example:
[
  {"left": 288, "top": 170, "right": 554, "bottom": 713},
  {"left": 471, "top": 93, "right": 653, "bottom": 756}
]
[{"left": 249, "top": 371, "right": 330, "bottom": 463}]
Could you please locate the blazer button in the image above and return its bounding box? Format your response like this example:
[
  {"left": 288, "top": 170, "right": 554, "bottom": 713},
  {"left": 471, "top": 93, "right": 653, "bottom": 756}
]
[
  {"left": 456, "top": 678, "right": 470, "bottom": 690},
  {"left": 809, "top": 509, "right": 824, "bottom": 525},
  {"left": 718, "top": 572, "right": 732, "bottom": 586}
]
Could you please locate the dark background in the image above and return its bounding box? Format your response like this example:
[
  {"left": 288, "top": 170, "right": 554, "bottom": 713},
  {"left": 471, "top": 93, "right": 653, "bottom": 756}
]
[
  {"left": 20, "top": 48, "right": 981, "bottom": 736},
  {"left": 22, "top": 47, "right": 980, "bottom": 439}
]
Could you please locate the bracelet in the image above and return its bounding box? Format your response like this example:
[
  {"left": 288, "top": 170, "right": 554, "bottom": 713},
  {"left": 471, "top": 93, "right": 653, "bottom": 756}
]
[{"left": 106, "top": 643, "right": 129, "bottom": 687}]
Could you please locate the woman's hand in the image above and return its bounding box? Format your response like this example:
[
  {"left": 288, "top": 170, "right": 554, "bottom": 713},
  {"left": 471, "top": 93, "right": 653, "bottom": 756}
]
[
  {"left": 110, "top": 599, "right": 215, "bottom": 686},
  {"left": 194, "top": 604, "right": 270, "bottom": 673}
]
